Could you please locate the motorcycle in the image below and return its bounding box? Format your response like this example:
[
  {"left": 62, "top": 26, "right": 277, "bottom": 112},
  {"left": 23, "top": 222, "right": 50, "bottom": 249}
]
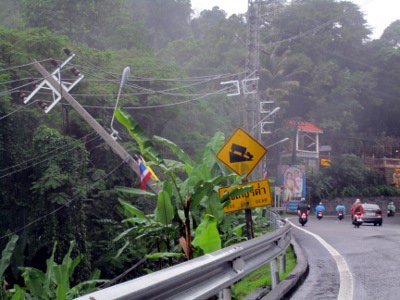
[
  {"left": 299, "top": 211, "right": 308, "bottom": 226},
  {"left": 387, "top": 209, "right": 395, "bottom": 217},
  {"left": 353, "top": 212, "right": 363, "bottom": 228},
  {"left": 317, "top": 210, "right": 323, "bottom": 220},
  {"left": 338, "top": 210, "right": 344, "bottom": 220}
]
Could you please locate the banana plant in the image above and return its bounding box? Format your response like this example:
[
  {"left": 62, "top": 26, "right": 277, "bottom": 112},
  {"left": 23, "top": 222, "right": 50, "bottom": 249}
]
[
  {"left": 0, "top": 235, "right": 19, "bottom": 298},
  {"left": 8, "top": 241, "right": 106, "bottom": 300},
  {"left": 114, "top": 109, "right": 252, "bottom": 260},
  {"left": 113, "top": 196, "right": 182, "bottom": 268}
]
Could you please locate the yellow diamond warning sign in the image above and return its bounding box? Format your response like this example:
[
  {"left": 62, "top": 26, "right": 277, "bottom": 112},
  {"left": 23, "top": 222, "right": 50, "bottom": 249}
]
[
  {"left": 219, "top": 180, "right": 272, "bottom": 213},
  {"left": 216, "top": 128, "right": 267, "bottom": 178}
]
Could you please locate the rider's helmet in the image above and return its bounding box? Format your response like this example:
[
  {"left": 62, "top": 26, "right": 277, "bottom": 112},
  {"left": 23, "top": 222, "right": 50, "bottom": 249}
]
[{"left": 319, "top": 202, "right": 322, "bottom": 205}]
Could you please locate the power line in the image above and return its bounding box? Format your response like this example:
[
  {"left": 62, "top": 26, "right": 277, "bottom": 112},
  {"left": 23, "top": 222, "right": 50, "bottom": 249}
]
[
  {"left": 0, "top": 134, "right": 101, "bottom": 179},
  {"left": 0, "top": 100, "right": 38, "bottom": 121},
  {"left": 0, "top": 158, "right": 125, "bottom": 241},
  {"left": 0, "top": 58, "right": 52, "bottom": 72},
  {"left": 266, "top": 0, "right": 378, "bottom": 48},
  {"left": 40, "top": 86, "right": 229, "bottom": 110},
  {"left": 0, "top": 72, "right": 58, "bottom": 97},
  {"left": 75, "top": 60, "right": 246, "bottom": 83},
  {"left": 0, "top": 77, "right": 42, "bottom": 86},
  {"left": 74, "top": 64, "right": 246, "bottom": 96},
  {"left": 12, "top": 71, "right": 238, "bottom": 101},
  {"left": 0, "top": 131, "right": 97, "bottom": 173}
]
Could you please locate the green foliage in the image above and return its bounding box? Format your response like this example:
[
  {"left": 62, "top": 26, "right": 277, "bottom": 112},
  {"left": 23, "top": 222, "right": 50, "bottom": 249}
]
[
  {"left": 145, "top": 252, "right": 185, "bottom": 260},
  {"left": 231, "top": 247, "right": 296, "bottom": 300},
  {"left": 0, "top": 235, "right": 19, "bottom": 280},
  {"left": 309, "top": 154, "right": 391, "bottom": 199},
  {"left": 0, "top": 0, "right": 400, "bottom": 291},
  {"left": 19, "top": 0, "right": 148, "bottom": 50},
  {"left": 8, "top": 241, "right": 106, "bottom": 300},
  {"left": 192, "top": 215, "right": 221, "bottom": 254},
  {"left": 0, "top": 235, "right": 19, "bottom": 298},
  {"left": 114, "top": 109, "right": 161, "bottom": 164},
  {"left": 114, "top": 110, "right": 256, "bottom": 265}
]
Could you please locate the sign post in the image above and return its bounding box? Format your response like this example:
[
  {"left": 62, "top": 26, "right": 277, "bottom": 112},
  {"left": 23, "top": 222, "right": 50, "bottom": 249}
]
[{"left": 217, "top": 128, "right": 268, "bottom": 239}]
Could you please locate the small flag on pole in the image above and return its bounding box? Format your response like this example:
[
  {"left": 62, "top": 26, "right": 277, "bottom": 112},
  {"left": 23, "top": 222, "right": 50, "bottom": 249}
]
[
  {"left": 134, "top": 155, "right": 151, "bottom": 190},
  {"left": 141, "top": 156, "right": 160, "bottom": 182}
]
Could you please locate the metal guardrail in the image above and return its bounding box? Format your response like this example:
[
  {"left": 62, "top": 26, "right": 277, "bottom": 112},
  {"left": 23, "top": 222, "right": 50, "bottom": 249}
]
[{"left": 77, "top": 214, "right": 291, "bottom": 300}]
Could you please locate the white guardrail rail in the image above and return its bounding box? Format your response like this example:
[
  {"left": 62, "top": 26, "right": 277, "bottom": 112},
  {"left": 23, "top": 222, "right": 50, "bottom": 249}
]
[{"left": 76, "top": 212, "right": 291, "bottom": 300}]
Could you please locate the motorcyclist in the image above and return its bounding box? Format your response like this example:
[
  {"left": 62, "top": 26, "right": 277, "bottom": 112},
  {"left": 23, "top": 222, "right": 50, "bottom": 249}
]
[
  {"left": 351, "top": 198, "right": 364, "bottom": 220},
  {"left": 387, "top": 201, "right": 396, "bottom": 213},
  {"left": 335, "top": 203, "right": 346, "bottom": 215},
  {"left": 315, "top": 202, "right": 326, "bottom": 217},
  {"left": 297, "top": 198, "right": 310, "bottom": 216}
]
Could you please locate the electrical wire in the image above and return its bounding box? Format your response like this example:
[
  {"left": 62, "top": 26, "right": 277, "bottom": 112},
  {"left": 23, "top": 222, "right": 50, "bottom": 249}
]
[
  {"left": 0, "top": 58, "right": 53, "bottom": 72},
  {"left": 74, "top": 64, "right": 246, "bottom": 97},
  {"left": 0, "top": 158, "right": 125, "bottom": 241},
  {"left": 0, "top": 77, "right": 42, "bottom": 86},
  {"left": 75, "top": 59, "right": 246, "bottom": 83},
  {"left": 118, "top": 87, "right": 230, "bottom": 109},
  {"left": 0, "top": 134, "right": 101, "bottom": 179},
  {"left": 0, "top": 132, "right": 97, "bottom": 173},
  {"left": 0, "top": 100, "right": 39, "bottom": 121},
  {"left": 39, "top": 86, "right": 230, "bottom": 110},
  {"left": 0, "top": 71, "right": 58, "bottom": 97},
  {"left": 265, "top": 0, "right": 378, "bottom": 48}
]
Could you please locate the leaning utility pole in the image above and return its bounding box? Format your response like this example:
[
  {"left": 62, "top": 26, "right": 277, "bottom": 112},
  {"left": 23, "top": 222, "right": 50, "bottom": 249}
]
[{"left": 29, "top": 58, "right": 157, "bottom": 192}]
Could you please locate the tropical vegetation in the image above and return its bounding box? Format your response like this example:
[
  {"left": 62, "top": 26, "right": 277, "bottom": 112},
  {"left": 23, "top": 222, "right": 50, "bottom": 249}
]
[{"left": 0, "top": 0, "right": 399, "bottom": 298}]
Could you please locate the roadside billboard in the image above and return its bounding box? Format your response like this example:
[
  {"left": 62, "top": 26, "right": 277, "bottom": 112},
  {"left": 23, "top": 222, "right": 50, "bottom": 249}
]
[{"left": 278, "top": 165, "right": 306, "bottom": 206}]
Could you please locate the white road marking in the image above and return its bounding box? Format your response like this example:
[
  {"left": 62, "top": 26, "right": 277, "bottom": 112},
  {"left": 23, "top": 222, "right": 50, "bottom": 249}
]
[{"left": 287, "top": 219, "right": 354, "bottom": 300}]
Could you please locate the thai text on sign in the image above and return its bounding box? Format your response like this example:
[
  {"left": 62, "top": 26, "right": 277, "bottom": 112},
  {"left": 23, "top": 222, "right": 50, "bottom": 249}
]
[{"left": 219, "top": 179, "right": 272, "bottom": 213}]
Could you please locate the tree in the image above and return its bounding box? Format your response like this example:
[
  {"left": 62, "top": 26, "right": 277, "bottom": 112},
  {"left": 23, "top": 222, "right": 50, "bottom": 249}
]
[
  {"left": 21, "top": 0, "right": 148, "bottom": 50},
  {"left": 113, "top": 109, "right": 251, "bottom": 262},
  {"left": 9, "top": 241, "right": 106, "bottom": 300},
  {"left": 126, "top": 0, "right": 192, "bottom": 49},
  {"left": 380, "top": 20, "right": 400, "bottom": 48}
]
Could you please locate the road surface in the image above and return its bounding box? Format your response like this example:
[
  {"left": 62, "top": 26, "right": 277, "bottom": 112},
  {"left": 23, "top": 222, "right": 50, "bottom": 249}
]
[{"left": 289, "top": 214, "right": 400, "bottom": 300}]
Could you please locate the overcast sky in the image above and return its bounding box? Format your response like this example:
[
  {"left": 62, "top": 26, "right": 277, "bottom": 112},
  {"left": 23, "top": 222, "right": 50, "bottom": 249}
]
[{"left": 190, "top": 0, "right": 400, "bottom": 39}]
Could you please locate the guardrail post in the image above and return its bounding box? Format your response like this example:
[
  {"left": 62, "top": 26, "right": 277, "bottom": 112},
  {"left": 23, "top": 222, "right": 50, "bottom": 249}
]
[
  {"left": 219, "top": 287, "right": 232, "bottom": 300},
  {"left": 270, "top": 258, "right": 279, "bottom": 289},
  {"left": 279, "top": 253, "right": 286, "bottom": 274},
  {"left": 270, "top": 209, "right": 277, "bottom": 230}
]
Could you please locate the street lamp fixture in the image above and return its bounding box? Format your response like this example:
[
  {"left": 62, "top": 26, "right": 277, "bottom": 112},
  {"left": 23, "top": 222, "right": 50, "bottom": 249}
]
[
  {"left": 110, "top": 66, "right": 130, "bottom": 140},
  {"left": 266, "top": 137, "right": 289, "bottom": 149},
  {"left": 251, "top": 106, "right": 280, "bottom": 133}
]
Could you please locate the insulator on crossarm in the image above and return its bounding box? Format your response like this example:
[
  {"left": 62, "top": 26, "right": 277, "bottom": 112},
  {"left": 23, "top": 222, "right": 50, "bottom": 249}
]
[
  {"left": 64, "top": 48, "right": 72, "bottom": 56},
  {"left": 18, "top": 91, "right": 27, "bottom": 101},
  {"left": 30, "top": 80, "right": 38, "bottom": 88},
  {"left": 50, "top": 59, "right": 59, "bottom": 67},
  {"left": 37, "top": 100, "right": 48, "bottom": 111},
  {"left": 70, "top": 67, "right": 81, "bottom": 77}
]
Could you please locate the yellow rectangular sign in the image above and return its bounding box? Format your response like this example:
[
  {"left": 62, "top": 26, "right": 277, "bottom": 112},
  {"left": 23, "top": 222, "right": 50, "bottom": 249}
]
[
  {"left": 320, "top": 158, "right": 331, "bottom": 167},
  {"left": 216, "top": 128, "right": 267, "bottom": 178},
  {"left": 219, "top": 180, "right": 272, "bottom": 213}
]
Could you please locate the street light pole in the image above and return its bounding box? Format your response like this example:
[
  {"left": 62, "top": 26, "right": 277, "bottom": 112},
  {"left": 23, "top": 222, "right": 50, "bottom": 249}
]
[
  {"left": 111, "top": 66, "right": 131, "bottom": 140},
  {"left": 251, "top": 106, "right": 280, "bottom": 134},
  {"left": 266, "top": 137, "right": 289, "bottom": 149}
]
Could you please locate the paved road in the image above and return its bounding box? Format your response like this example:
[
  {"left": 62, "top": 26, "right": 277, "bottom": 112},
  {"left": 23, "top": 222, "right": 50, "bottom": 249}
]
[{"left": 289, "top": 214, "right": 400, "bottom": 300}]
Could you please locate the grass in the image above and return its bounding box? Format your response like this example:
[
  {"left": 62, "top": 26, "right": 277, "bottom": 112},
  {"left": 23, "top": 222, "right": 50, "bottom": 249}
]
[{"left": 231, "top": 246, "right": 296, "bottom": 300}]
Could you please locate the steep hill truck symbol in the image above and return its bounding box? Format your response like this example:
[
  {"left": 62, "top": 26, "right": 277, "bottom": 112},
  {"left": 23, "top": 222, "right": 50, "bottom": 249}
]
[{"left": 229, "top": 143, "right": 254, "bottom": 163}]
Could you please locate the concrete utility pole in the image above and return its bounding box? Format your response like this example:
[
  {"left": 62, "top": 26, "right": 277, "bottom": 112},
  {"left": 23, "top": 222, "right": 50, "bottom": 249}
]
[
  {"left": 243, "top": 0, "right": 262, "bottom": 240},
  {"left": 31, "top": 60, "right": 158, "bottom": 192}
]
